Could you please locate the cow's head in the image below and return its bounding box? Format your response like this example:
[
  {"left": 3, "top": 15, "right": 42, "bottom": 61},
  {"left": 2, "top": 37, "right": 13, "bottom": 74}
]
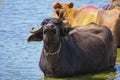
[
  {"left": 53, "top": 2, "right": 73, "bottom": 20},
  {"left": 28, "top": 18, "right": 72, "bottom": 54},
  {"left": 27, "top": 18, "right": 72, "bottom": 42}
]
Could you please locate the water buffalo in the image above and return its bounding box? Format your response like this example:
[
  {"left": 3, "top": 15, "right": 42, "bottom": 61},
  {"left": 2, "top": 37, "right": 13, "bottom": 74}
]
[
  {"left": 53, "top": 2, "right": 120, "bottom": 47},
  {"left": 103, "top": 0, "right": 120, "bottom": 10},
  {"left": 27, "top": 18, "right": 117, "bottom": 78}
]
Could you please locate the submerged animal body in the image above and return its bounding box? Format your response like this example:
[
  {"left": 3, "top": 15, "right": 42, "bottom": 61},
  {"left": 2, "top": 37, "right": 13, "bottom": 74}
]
[
  {"left": 28, "top": 18, "right": 117, "bottom": 78},
  {"left": 53, "top": 2, "right": 120, "bottom": 47}
]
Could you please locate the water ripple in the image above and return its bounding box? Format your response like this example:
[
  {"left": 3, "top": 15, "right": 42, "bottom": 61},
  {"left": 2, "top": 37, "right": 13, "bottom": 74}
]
[{"left": 0, "top": 0, "right": 119, "bottom": 80}]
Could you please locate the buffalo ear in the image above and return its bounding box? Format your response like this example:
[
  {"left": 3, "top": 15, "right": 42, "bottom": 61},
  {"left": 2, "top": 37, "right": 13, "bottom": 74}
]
[
  {"left": 27, "top": 33, "right": 43, "bottom": 42},
  {"left": 62, "top": 26, "right": 73, "bottom": 36},
  {"left": 68, "top": 2, "right": 73, "bottom": 8},
  {"left": 27, "top": 27, "right": 43, "bottom": 42},
  {"left": 53, "top": 2, "right": 62, "bottom": 9}
]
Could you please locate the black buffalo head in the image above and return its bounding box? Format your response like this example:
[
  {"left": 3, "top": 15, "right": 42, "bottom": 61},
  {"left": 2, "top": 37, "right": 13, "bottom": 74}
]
[{"left": 27, "top": 18, "right": 72, "bottom": 54}]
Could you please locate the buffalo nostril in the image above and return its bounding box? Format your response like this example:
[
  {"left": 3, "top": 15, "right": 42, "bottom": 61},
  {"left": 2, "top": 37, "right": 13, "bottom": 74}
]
[{"left": 51, "top": 25, "right": 54, "bottom": 28}]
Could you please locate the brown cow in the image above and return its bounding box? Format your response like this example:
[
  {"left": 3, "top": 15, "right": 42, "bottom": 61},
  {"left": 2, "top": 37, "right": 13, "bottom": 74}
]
[
  {"left": 53, "top": 2, "right": 100, "bottom": 27},
  {"left": 28, "top": 18, "right": 117, "bottom": 78},
  {"left": 53, "top": 2, "right": 120, "bottom": 47},
  {"left": 103, "top": 0, "right": 120, "bottom": 10}
]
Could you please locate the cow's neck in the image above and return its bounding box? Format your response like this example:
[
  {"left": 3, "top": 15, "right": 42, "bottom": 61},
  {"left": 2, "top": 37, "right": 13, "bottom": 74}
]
[
  {"left": 64, "top": 8, "right": 77, "bottom": 25},
  {"left": 44, "top": 41, "right": 61, "bottom": 70},
  {"left": 44, "top": 41, "right": 60, "bottom": 54}
]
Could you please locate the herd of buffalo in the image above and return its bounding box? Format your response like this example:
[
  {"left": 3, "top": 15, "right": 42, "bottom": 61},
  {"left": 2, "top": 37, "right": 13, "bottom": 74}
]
[{"left": 27, "top": 0, "right": 120, "bottom": 78}]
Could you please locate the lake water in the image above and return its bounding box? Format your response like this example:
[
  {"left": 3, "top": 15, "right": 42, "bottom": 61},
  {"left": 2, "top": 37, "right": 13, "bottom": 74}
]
[{"left": 0, "top": 0, "right": 120, "bottom": 80}]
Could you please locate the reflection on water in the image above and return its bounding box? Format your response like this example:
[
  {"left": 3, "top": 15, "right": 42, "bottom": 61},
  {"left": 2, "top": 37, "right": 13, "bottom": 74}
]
[
  {"left": 0, "top": 0, "right": 120, "bottom": 80},
  {"left": 44, "top": 71, "right": 116, "bottom": 80}
]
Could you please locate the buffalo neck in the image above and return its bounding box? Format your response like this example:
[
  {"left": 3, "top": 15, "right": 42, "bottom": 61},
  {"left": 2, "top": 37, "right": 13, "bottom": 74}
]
[
  {"left": 44, "top": 41, "right": 60, "bottom": 54},
  {"left": 43, "top": 39, "right": 61, "bottom": 70}
]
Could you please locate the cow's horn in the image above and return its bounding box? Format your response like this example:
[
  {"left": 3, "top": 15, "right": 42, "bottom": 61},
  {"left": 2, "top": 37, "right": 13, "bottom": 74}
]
[{"left": 30, "top": 27, "right": 42, "bottom": 34}]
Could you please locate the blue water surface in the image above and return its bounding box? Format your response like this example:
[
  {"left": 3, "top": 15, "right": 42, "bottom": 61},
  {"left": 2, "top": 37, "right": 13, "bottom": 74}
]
[{"left": 0, "top": 0, "right": 118, "bottom": 80}]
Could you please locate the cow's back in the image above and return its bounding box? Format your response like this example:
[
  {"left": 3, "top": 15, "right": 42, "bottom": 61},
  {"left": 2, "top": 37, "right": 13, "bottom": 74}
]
[{"left": 72, "top": 6, "right": 100, "bottom": 26}]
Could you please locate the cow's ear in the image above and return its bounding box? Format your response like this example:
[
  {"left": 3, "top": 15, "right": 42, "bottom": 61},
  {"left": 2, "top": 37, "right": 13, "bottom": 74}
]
[
  {"left": 62, "top": 26, "right": 73, "bottom": 36},
  {"left": 53, "top": 2, "right": 62, "bottom": 9},
  {"left": 68, "top": 2, "right": 73, "bottom": 8},
  {"left": 27, "top": 27, "right": 43, "bottom": 42},
  {"left": 27, "top": 32, "right": 43, "bottom": 42}
]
